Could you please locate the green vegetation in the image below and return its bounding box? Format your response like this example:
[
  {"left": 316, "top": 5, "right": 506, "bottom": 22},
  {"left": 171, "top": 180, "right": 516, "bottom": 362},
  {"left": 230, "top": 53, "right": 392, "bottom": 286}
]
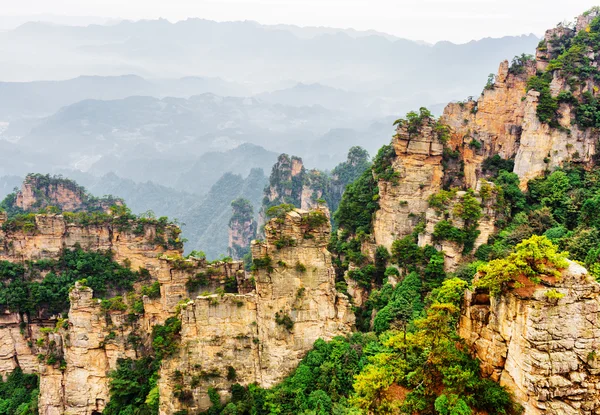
[
  {"left": 251, "top": 256, "right": 273, "bottom": 273},
  {"left": 428, "top": 191, "right": 482, "bottom": 254},
  {"left": 372, "top": 145, "right": 399, "bottom": 183},
  {"left": 428, "top": 189, "right": 457, "bottom": 211},
  {"left": 265, "top": 204, "right": 295, "bottom": 223},
  {"left": 104, "top": 357, "right": 159, "bottom": 415},
  {"left": 0, "top": 246, "right": 144, "bottom": 316},
  {"left": 105, "top": 317, "right": 181, "bottom": 415},
  {"left": 526, "top": 73, "right": 559, "bottom": 127},
  {"left": 274, "top": 311, "right": 294, "bottom": 331},
  {"left": 228, "top": 198, "right": 257, "bottom": 260},
  {"left": 141, "top": 282, "right": 162, "bottom": 299},
  {"left": 0, "top": 368, "right": 38, "bottom": 415},
  {"left": 203, "top": 333, "right": 376, "bottom": 415},
  {"left": 203, "top": 277, "right": 516, "bottom": 415},
  {"left": 528, "top": 12, "right": 600, "bottom": 129},
  {"left": 475, "top": 235, "right": 568, "bottom": 296},
  {"left": 300, "top": 211, "right": 328, "bottom": 233},
  {"left": 508, "top": 53, "right": 534, "bottom": 75},
  {"left": 352, "top": 278, "right": 515, "bottom": 415},
  {"left": 393, "top": 107, "right": 450, "bottom": 144},
  {"left": 262, "top": 155, "right": 306, "bottom": 211},
  {"left": 0, "top": 173, "right": 123, "bottom": 218},
  {"left": 229, "top": 198, "right": 254, "bottom": 226},
  {"left": 333, "top": 168, "right": 380, "bottom": 235},
  {"left": 482, "top": 155, "right": 515, "bottom": 176}
]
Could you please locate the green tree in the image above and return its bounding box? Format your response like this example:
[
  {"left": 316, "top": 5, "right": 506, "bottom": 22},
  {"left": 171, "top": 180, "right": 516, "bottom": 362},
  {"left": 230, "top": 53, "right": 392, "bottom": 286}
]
[{"left": 475, "top": 235, "right": 568, "bottom": 296}]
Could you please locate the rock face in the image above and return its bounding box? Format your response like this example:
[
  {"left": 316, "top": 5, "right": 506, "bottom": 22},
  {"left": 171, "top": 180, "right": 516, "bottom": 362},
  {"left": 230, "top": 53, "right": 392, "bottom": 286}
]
[
  {"left": 373, "top": 118, "right": 445, "bottom": 250},
  {"left": 12, "top": 174, "right": 122, "bottom": 213},
  {"left": 441, "top": 60, "right": 535, "bottom": 188},
  {"left": 373, "top": 11, "right": 600, "bottom": 254},
  {"left": 40, "top": 283, "right": 140, "bottom": 415},
  {"left": 459, "top": 261, "right": 600, "bottom": 415},
  {"left": 260, "top": 155, "right": 327, "bottom": 225},
  {"left": 159, "top": 206, "right": 354, "bottom": 413},
  {"left": 0, "top": 214, "right": 180, "bottom": 271},
  {"left": 261, "top": 154, "right": 306, "bottom": 211},
  {"left": 228, "top": 198, "right": 257, "bottom": 259},
  {"left": 0, "top": 207, "right": 353, "bottom": 415}
]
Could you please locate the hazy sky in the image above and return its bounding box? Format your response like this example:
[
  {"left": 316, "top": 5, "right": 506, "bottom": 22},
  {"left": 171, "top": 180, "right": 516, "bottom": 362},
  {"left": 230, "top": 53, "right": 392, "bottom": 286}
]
[{"left": 3, "top": 0, "right": 599, "bottom": 43}]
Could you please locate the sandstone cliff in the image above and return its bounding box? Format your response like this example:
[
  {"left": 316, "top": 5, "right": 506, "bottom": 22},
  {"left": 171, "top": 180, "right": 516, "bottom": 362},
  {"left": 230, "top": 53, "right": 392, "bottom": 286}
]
[
  {"left": 8, "top": 174, "right": 122, "bottom": 214},
  {"left": 373, "top": 115, "right": 445, "bottom": 251},
  {"left": 371, "top": 11, "right": 600, "bottom": 258},
  {"left": 0, "top": 200, "right": 353, "bottom": 415},
  {"left": 460, "top": 261, "right": 600, "bottom": 415},
  {"left": 159, "top": 206, "right": 354, "bottom": 413}
]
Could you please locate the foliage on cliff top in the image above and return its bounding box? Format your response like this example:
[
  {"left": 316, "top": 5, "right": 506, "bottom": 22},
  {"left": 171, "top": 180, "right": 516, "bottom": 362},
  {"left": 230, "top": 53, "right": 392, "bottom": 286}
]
[
  {"left": 229, "top": 198, "right": 254, "bottom": 226},
  {"left": 529, "top": 12, "right": 600, "bottom": 128},
  {"left": 0, "top": 205, "right": 184, "bottom": 250},
  {"left": 393, "top": 107, "right": 450, "bottom": 144},
  {"left": 475, "top": 235, "right": 569, "bottom": 296},
  {"left": 262, "top": 154, "right": 306, "bottom": 211},
  {"left": 262, "top": 147, "right": 371, "bottom": 219},
  {"left": 0, "top": 173, "right": 124, "bottom": 217},
  {"left": 508, "top": 53, "right": 534, "bottom": 75}
]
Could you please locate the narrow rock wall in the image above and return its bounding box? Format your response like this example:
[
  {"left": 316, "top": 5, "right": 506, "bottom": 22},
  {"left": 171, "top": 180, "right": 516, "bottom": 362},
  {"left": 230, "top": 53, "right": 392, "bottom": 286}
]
[{"left": 373, "top": 120, "right": 444, "bottom": 250}]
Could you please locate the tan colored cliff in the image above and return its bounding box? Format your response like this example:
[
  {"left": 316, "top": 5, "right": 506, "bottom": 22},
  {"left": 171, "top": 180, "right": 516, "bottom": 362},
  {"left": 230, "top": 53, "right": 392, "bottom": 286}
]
[
  {"left": 13, "top": 174, "right": 121, "bottom": 213},
  {"left": 442, "top": 12, "right": 598, "bottom": 190},
  {"left": 0, "top": 214, "right": 180, "bottom": 272},
  {"left": 441, "top": 59, "right": 535, "bottom": 189},
  {"left": 228, "top": 208, "right": 257, "bottom": 260},
  {"left": 372, "top": 12, "right": 600, "bottom": 259},
  {"left": 459, "top": 261, "right": 600, "bottom": 415},
  {"left": 373, "top": 118, "right": 445, "bottom": 251},
  {"left": 159, "top": 206, "right": 354, "bottom": 414},
  {"left": 0, "top": 212, "right": 247, "bottom": 415}
]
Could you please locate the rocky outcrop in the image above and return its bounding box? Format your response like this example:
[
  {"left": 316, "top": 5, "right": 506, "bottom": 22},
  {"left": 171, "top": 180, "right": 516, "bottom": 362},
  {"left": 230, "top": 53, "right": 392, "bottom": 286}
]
[
  {"left": 40, "top": 283, "right": 139, "bottom": 415},
  {"left": 228, "top": 198, "right": 257, "bottom": 259},
  {"left": 371, "top": 11, "right": 600, "bottom": 257},
  {"left": 459, "top": 261, "right": 600, "bottom": 414},
  {"left": 0, "top": 213, "right": 247, "bottom": 415},
  {"left": 261, "top": 154, "right": 306, "bottom": 211},
  {"left": 373, "top": 118, "right": 445, "bottom": 250},
  {"left": 441, "top": 59, "right": 535, "bottom": 188},
  {"left": 0, "top": 214, "right": 180, "bottom": 271},
  {"left": 513, "top": 92, "right": 596, "bottom": 187},
  {"left": 159, "top": 206, "right": 354, "bottom": 413},
  {"left": 11, "top": 174, "right": 122, "bottom": 213}
]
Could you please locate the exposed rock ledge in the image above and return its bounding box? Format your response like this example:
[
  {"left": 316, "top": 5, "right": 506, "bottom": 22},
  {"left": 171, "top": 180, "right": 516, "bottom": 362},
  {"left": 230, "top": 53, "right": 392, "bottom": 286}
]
[{"left": 459, "top": 261, "right": 600, "bottom": 415}]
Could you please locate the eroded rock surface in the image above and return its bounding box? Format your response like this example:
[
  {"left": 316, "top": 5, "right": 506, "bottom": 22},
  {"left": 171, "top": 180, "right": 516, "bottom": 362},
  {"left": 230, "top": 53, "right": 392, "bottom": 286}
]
[
  {"left": 460, "top": 261, "right": 600, "bottom": 415},
  {"left": 159, "top": 206, "right": 354, "bottom": 413}
]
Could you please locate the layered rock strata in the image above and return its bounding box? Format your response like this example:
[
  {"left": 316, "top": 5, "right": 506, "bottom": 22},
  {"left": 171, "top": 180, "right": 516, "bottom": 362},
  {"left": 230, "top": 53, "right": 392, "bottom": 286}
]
[
  {"left": 459, "top": 261, "right": 600, "bottom": 414},
  {"left": 373, "top": 119, "right": 444, "bottom": 250},
  {"left": 159, "top": 206, "right": 354, "bottom": 413}
]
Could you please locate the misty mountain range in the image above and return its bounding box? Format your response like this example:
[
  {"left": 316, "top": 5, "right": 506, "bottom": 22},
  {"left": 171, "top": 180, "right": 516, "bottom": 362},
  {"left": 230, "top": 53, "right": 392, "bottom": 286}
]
[{"left": 0, "top": 16, "right": 540, "bottom": 257}]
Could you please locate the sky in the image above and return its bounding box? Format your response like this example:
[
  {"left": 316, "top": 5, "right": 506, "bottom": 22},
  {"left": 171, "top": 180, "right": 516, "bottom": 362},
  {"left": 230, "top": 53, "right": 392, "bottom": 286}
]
[{"left": 2, "top": 0, "right": 600, "bottom": 43}]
